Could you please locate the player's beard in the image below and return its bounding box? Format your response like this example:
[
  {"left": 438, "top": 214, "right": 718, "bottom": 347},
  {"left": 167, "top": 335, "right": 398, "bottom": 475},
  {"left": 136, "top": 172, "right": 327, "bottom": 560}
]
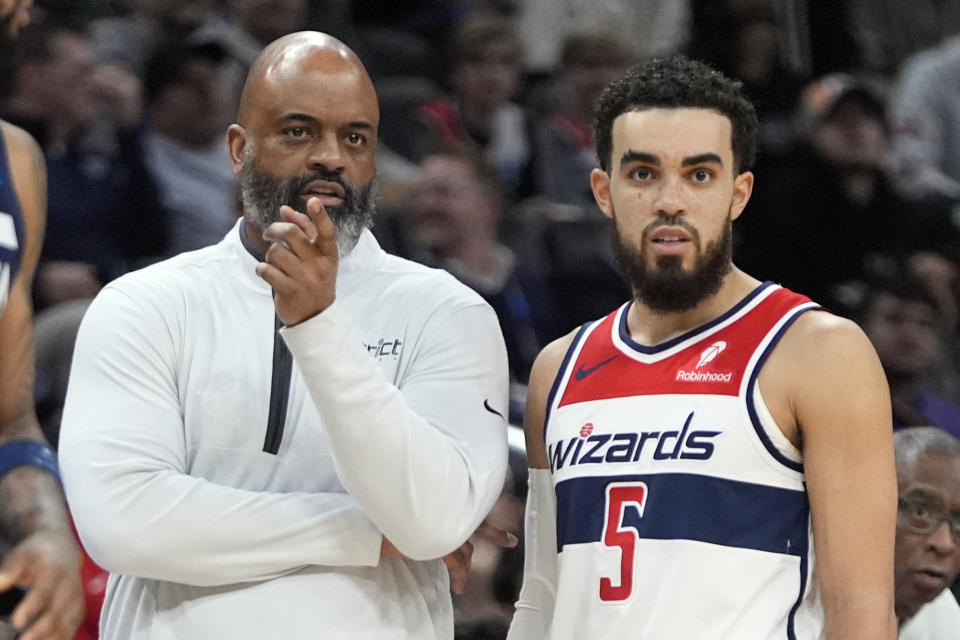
[
  {"left": 239, "top": 153, "right": 378, "bottom": 256},
  {"left": 612, "top": 212, "right": 733, "bottom": 313}
]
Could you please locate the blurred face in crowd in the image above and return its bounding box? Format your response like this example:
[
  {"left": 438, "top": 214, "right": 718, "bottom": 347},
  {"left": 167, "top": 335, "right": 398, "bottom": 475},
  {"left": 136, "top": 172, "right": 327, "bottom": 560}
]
[
  {"left": 228, "top": 33, "right": 379, "bottom": 254},
  {"left": 862, "top": 294, "right": 941, "bottom": 379},
  {"left": 228, "top": 0, "right": 307, "bottom": 46},
  {"left": 20, "top": 30, "right": 99, "bottom": 132},
  {"left": 564, "top": 47, "right": 628, "bottom": 119},
  {"left": 410, "top": 154, "right": 499, "bottom": 257},
  {"left": 812, "top": 96, "right": 887, "bottom": 170},
  {"left": 452, "top": 37, "right": 522, "bottom": 113},
  {"left": 591, "top": 107, "right": 753, "bottom": 312},
  {"left": 894, "top": 451, "right": 960, "bottom": 620},
  {"left": 150, "top": 57, "right": 234, "bottom": 148},
  {"left": 0, "top": 0, "right": 30, "bottom": 54}
]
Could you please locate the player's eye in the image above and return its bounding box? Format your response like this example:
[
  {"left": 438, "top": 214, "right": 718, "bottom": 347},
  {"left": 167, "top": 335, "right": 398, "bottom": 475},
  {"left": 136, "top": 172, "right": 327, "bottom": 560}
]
[
  {"left": 285, "top": 127, "right": 308, "bottom": 138},
  {"left": 691, "top": 168, "right": 713, "bottom": 183},
  {"left": 629, "top": 167, "right": 654, "bottom": 181}
]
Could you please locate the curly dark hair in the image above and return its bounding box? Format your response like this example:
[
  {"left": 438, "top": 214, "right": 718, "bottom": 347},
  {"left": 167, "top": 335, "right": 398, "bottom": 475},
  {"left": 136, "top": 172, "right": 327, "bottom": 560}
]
[{"left": 593, "top": 56, "right": 758, "bottom": 174}]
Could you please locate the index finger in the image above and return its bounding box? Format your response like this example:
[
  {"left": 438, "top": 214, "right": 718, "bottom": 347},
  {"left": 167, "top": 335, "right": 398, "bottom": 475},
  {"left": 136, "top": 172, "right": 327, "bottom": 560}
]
[
  {"left": 472, "top": 520, "right": 519, "bottom": 548},
  {"left": 304, "top": 196, "right": 338, "bottom": 257}
]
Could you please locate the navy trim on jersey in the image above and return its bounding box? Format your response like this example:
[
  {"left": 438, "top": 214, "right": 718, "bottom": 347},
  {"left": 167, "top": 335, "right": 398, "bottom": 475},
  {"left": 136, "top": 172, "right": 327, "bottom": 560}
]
[
  {"left": 745, "top": 305, "right": 819, "bottom": 473},
  {"left": 618, "top": 280, "right": 777, "bottom": 355},
  {"left": 543, "top": 321, "right": 595, "bottom": 444},
  {"left": 0, "top": 125, "right": 26, "bottom": 285},
  {"left": 786, "top": 488, "right": 811, "bottom": 640},
  {"left": 555, "top": 472, "right": 809, "bottom": 556}
]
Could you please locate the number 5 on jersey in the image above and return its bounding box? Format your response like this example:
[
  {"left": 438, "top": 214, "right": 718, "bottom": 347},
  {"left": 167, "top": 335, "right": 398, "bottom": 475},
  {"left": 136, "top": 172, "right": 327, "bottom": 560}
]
[{"left": 600, "top": 481, "right": 648, "bottom": 603}]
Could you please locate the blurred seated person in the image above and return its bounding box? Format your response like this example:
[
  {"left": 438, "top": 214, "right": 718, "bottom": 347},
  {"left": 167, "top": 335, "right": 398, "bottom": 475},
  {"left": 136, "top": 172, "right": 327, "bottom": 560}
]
[
  {"left": 2, "top": 18, "right": 167, "bottom": 309},
  {"left": 93, "top": 0, "right": 216, "bottom": 77},
  {"left": 407, "top": 146, "right": 563, "bottom": 389},
  {"left": 893, "top": 427, "right": 960, "bottom": 638},
  {"left": 143, "top": 38, "right": 238, "bottom": 256},
  {"left": 859, "top": 274, "right": 960, "bottom": 440},
  {"left": 887, "top": 34, "right": 960, "bottom": 201},
  {"left": 736, "top": 73, "right": 955, "bottom": 306},
  {"left": 528, "top": 27, "right": 631, "bottom": 209},
  {"left": 412, "top": 13, "right": 535, "bottom": 199}
]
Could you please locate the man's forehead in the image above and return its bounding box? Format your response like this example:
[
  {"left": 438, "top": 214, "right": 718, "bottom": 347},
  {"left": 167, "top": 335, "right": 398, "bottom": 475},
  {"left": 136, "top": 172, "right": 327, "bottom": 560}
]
[
  {"left": 902, "top": 453, "right": 960, "bottom": 505},
  {"left": 611, "top": 107, "right": 734, "bottom": 162}
]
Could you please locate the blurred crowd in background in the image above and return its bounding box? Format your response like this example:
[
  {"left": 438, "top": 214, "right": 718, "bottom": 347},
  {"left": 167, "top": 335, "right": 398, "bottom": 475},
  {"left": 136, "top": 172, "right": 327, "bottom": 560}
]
[{"left": 4, "top": 0, "right": 960, "bottom": 637}]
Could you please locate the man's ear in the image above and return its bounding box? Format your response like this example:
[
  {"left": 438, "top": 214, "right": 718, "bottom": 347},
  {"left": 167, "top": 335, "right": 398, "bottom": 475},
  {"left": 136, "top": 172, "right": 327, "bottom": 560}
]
[
  {"left": 730, "top": 170, "right": 754, "bottom": 221},
  {"left": 227, "top": 124, "right": 247, "bottom": 175},
  {"left": 591, "top": 168, "right": 615, "bottom": 220}
]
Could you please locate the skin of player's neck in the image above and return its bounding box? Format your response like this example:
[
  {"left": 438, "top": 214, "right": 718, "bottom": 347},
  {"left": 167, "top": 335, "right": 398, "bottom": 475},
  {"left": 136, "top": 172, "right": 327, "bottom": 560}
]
[{"left": 624, "top": 267, "right": 761, "bottom": 346}]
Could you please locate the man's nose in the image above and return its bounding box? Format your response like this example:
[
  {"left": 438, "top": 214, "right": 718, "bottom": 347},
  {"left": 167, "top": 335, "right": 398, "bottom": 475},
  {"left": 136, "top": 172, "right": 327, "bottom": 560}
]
[
  {"left": 927, "top": 520, "right": 958, "bottom": 555},
  {"left": 653, "top": 175, "right": 686, "bottom": 217},
  {"left": 307, "top": 133, "right": 345, "bottom": 174}
]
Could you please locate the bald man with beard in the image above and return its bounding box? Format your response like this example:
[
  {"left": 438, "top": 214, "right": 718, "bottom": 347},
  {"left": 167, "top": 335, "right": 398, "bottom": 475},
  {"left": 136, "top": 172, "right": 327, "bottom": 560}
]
[{"left": 58, "top": 32, "right": 511, "bottom": 640}]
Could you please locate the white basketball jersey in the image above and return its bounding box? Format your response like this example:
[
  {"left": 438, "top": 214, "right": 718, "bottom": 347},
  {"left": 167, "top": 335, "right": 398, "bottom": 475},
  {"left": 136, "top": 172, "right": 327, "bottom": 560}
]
[{"left": 544, "top": 282, "right": 824, "bottom": 639}]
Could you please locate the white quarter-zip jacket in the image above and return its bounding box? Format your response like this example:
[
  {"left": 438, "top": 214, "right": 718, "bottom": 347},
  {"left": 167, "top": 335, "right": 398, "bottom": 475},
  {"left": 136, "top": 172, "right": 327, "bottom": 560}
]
[{"left": 59, "top": 221, "right": 510, "bottom": 639}]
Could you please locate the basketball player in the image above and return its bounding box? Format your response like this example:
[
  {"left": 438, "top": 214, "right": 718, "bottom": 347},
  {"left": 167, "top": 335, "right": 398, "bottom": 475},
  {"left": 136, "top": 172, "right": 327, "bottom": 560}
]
[
  {"left": 59, "top": 32, "right": 511, "bottom": 639},
  {"left": 0, "top": 1, "right": 85, "bottom": 638},
  {"left": 507, "top": 56, "right": 897, "bottom": 639}
]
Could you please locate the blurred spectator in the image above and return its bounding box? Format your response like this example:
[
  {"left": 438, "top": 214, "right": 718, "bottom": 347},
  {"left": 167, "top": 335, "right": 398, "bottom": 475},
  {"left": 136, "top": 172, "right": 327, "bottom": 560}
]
[
  {"left": 412, "top": 13, "right": 535, "bottom": 199},
  {"left": 846, "top": 0, "right": 960, "bottom": 78},
  {"left": 192, "top": 0, "right": 312, "bottom": 98},
  {"left": 515, "top": 0, "right": 688, "bottom": 73},
  {"left": 688, "top": 0, "right": 806, "bottom": 152},
  {"left": 736, "top": 72, "right": 955, "bottom": 305},
  {"left": 92, "top": 0, "right": 216, "bottom": 76},
  {"left": 407, "top": 146, "right": 563, "bottom": 388},
  {"left": 143, "top": 39, "right": 238, "bottom": 256},
  {"left": 887, "top": 34, "right": 960, "bottom": 201},
  {"left": 893, "top": 427, "right": 960, "bottom": 638},
  {"left": 1, "top": 17, "right": 167, "bottom": 309},
  {"left": 527, "top": 27, "right": 630, "bottom": 209},
  {"left": 858, "top": 275, "right": 960, "bottom": 440}
]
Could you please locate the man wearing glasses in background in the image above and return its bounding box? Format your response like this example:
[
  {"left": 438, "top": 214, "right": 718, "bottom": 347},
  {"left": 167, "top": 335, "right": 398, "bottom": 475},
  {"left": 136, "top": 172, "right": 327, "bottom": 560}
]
[{"left": 894, "top": 427, "right": 960, "bottom": 638}]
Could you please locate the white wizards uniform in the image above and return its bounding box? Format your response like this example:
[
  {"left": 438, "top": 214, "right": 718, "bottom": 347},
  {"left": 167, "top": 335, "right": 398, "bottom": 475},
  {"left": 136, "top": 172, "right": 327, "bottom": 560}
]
[
  {"left": 59, "top": 221, "right": 509, "bottom": 639},
  {"left": 545, "top": 282, "right": 823, "bottom": 639}
]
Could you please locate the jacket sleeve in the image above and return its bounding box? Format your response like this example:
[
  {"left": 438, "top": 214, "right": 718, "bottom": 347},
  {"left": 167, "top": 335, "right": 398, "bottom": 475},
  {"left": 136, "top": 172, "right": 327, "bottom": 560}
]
[
  {"left": 280, "top": 299, "right": 510, "bottom": 560},
  {"left": 59, "top": 286, "right": 383, "bottom": 587}
]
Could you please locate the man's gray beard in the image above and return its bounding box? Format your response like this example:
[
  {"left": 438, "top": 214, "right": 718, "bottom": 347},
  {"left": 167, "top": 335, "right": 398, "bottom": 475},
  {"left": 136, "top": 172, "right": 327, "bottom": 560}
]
[{"left": 240, "top": 156, "right": 378, "bottom": 257}]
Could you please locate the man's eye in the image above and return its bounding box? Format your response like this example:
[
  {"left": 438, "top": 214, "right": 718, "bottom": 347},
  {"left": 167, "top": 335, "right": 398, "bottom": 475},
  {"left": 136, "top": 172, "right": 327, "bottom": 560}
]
[
  {"left": 345, "top": 132, "right": 366, "bottom": 145},
  {"left": 630, "top": 168, "right": 653, "bottom": 180},
  {"left": 286, "top": 127, "right": 307, "bottom": 138},
  {"left": 692, "top": 169, "right": 713, "bottom": 182}
]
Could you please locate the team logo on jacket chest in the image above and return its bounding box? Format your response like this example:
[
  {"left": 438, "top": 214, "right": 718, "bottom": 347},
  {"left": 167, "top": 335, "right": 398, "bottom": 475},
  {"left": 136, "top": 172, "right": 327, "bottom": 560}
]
[
  {"left": 364, "top": 337, "right": 403, "bottom": 360},
  {"left": 676, "top": 340, "right": 733, "bottom": 383},
  {"left": 548, "top": 412, "right": 721, "bottom": 472}
]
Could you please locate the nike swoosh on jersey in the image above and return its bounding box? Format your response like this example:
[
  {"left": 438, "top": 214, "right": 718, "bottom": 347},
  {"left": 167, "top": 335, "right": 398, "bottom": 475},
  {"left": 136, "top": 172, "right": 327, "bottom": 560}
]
[
  {"left": 574, "top": 354, "right": 618, "bottom": 380},
  {"left": 484, "top": 399, "right": 504, "bottom": 419}
]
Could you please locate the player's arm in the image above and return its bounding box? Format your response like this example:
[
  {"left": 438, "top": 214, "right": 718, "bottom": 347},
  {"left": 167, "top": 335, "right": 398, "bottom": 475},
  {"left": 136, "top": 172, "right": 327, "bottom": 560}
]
[
  {"left": 506, "top": 332, "right": 574, "bottom": 640},
  {"left": 58, "top": 285, "right": 385, "bottom": 587},
  {"left": 0, "top": 122, "right": 84, "bottom": 640},
  {"left": 772, "top": 313, "right": 897, "bottom": 639}
]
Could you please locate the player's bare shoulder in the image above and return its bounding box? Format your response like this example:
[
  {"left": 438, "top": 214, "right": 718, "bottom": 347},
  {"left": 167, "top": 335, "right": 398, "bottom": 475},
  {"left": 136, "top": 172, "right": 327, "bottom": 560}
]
[
  {"left": 0, "top": 120, "right": 46, "bottom": 263},
  {"left": 760, "top": 307, "right": 890, "bottom": 445},
  {"left": 524, "top": 328, "right": 580, "bottom": 468}
]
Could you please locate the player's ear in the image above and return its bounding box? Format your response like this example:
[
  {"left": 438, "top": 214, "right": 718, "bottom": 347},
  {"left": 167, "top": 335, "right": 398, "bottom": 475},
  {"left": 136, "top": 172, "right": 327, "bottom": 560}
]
[
  {"left": 730, "top": 170, "right": 754, "bottom": 221},
  {"left": 227, "top": 125, "right": 247, "bottom": 175},
  {"left": 591, "top": 168, "right": 615, "bottom": 220}
]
